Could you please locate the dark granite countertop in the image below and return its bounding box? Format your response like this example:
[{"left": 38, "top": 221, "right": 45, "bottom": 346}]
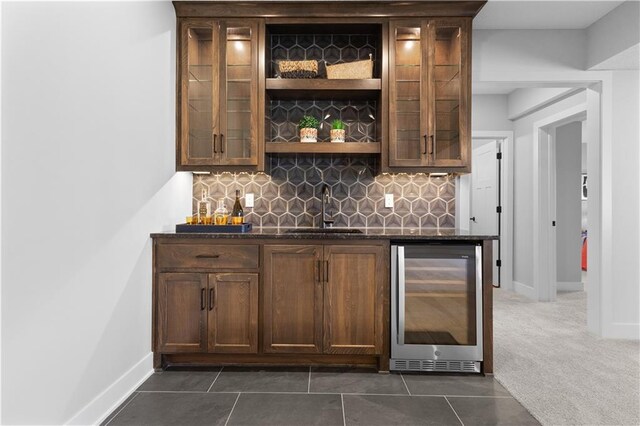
[{"left": 151, "top": 227, "right": 497, "bottom": 241}]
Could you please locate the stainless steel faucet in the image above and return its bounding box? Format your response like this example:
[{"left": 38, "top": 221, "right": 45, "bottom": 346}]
[{"left": 320, "top": 184, "right": 335, "bottom": 228}]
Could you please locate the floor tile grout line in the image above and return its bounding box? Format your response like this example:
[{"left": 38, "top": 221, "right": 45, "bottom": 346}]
[
  {"left": 340, "top": 394, "right": 346, "bottom": 426},
  {"left": 207, "top": 367, "right": 224, "bottom": 393},
  {"left": 103, "top": 392, "right": 140, "bottom": 426},
  {"left": 400, "top": 373, "right": 412, "bottom": 396},
  {"left": 440, "top": 395, "right": 514, "bottom": 399},
  {"left": 444, "top": 396, "right": 465, "bottom": 426},
  {"left": 308, "top": 366, "right": 311, "bottom": 394},
  {"left": 224, "top": 392, "right": 241, "bottom": 426}
]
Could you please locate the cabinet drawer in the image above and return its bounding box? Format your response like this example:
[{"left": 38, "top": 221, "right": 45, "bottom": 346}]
[{"left": 157, "top": 244, "right": 259, "bottom": 270}]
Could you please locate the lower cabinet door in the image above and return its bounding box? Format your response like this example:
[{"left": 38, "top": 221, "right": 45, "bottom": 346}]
[
  {"left": 263, "top": 245, "right": 323, "bottom": 353},
  {"left": 208, "top": 273, "right": 258, "bottom": 353},
  {"left": 157, "top": 273, "right": 207, "bottom": 353},
  {"left": 324, "top": 245, "right": 385, "bottom": 354}
]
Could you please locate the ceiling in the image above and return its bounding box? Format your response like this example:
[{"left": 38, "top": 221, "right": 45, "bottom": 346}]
[{"left": 474, "top": 1, "right": 625, "bottom": 30}]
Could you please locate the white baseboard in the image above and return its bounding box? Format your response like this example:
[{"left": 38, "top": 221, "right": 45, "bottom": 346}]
[
  {"left": 66, "top": 352, "right": 154, "bottom": 425},
  {"left": 513, "top": 280, "right": 537, "bottom": 300},
  {"left": 557, "top": 281, "right": 584, "bottom": 292},
  {"left": 604, "top": 322, "right": 640, "bottom": 340}
]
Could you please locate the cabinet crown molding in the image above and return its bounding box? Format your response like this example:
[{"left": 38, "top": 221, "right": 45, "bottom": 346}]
[{"left": 173, "top": 1, "right": 487, "bottom": 18}]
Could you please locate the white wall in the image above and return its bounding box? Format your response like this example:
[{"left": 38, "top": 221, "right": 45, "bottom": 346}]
[
  {"left": 472, "top": 94, "right": 512, "bottom": 131},
  {"left": 1, "top": 2, "right": 191, "bottom": 424},
  {"left": 608, "top": 70, "right": 640, "bottom": 335},
  {"left": 510, "top": 90, "right": 587, "bottom": 294},
  {"left": 508, "top": 88, "right": 579, "bottom": 120},
  {"left": 555, "top": 121, "right": 582, "bottom": 285},
  {"left": 587, "top": 0, "right": 640, "bottom": 69},
  {"left": 473, "top": 29, "right": 587, "bottom": 80}
]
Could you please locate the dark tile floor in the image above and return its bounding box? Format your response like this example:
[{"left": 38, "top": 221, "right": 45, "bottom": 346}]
[{"left": 102, "top": 367, "right": 540, "bottom": 426}]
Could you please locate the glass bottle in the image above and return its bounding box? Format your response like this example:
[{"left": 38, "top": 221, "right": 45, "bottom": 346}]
[
  {"left": 231, "top": 190, "right": 244, "bottom": 225},
  {"left": 197, "top": 189, "right": 211, "bottom": 224},
  {"left": 214, "top": 198, "right": 229, "bottom": 225}
]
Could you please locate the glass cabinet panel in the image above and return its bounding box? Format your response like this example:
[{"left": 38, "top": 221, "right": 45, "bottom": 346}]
[
  {"left": 221, "top": 24, "right": 257, "bottom": 164},
  {"left": 389, "top": 25, "right": 426, "bottom": 166},
  {"left": 432, "top": 25, "right": 462, "bottom": 164},
  {"left": 186, "top": 27, "right": 214, "bottom": 162}
]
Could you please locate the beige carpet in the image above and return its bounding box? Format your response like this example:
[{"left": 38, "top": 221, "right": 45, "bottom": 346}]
[{"left": 492, "top": 288, "right": 640, "bottom": 426}]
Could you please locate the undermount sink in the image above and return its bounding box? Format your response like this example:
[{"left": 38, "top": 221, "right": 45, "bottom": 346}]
[{"left": 285, "top": 228, "right": 363, "bottom": 234}]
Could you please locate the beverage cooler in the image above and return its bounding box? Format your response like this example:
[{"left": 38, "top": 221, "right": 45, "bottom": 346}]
[{"left": 391, "top": 243, "right": 483, "bottom": 373}]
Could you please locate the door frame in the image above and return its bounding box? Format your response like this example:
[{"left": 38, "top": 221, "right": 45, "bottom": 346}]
[
  {"left": 457, "top": 130, "right": 514, "bottom": 291},
  {"left": 533, "top": 104, "right": 587, "bottom": 302}
]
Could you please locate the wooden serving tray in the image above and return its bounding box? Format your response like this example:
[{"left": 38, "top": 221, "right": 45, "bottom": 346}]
[{"left": 176, "top": 223, "right": 253, "bottom": 233}]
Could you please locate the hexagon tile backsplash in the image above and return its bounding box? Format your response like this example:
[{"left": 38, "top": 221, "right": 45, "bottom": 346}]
[{"left": 193, "top": 155, "right": 455, "bottom": 228}]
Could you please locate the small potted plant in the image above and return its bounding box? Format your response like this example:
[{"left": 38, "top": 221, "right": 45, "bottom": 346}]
[
  {"left": 330, "top": 119, "right": 346, "bottom": 143},
  {"left": 298, "top": 115, "right": 319, "bottom": 143}
]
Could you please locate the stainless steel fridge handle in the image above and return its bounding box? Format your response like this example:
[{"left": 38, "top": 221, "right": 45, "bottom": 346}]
[{"left": 398, "top": 246, "right": 406, "bottom": 345}]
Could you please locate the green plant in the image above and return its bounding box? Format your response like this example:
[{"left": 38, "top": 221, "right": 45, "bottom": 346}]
[
  {"left": 298, "top": 115, "right": 320, "bottom": 130},
  {"left": 331, "top": 119, "right": 345, "bottom": 130}
]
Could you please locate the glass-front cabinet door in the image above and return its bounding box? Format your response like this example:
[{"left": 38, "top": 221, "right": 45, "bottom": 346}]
[
  {"left": 428, "top": 19, "right": 469, "bottom": 168},
  {"left": 388, "top": 19, "right": 470, "bottom": 171},
  {"left": 178, "top": 20, "right": 260, "bottom": 169},
  {"left": 180, "top": 22, "right": 218, "bottom": 166},
  {"left": 389, "top": 22, "right": 428, "bottom": 167},
  {"left": 219, "top": 21, "right": 259, "bottom": 166}
]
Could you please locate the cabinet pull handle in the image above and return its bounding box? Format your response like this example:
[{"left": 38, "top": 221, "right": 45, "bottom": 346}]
[
  {"left": 209, "top": 288, "right": 214, "bottom": 310},
  {"left": 429, "top": 135, "right": 434, "bottom": 155},
  {"left": 213, "top": 133, "right": 218, "bottom": 153},
  {"left": 220, "top": 134, "right": 225, "bottom": 154},
  {"left": 196, "top": 254, "right": 220, "bottom": 259},
  {"left": 200, "top": 288, "right": 206, "bottom": 310},
  {"left": 422, "top": 134, "right": 428, "bottom": 155}
]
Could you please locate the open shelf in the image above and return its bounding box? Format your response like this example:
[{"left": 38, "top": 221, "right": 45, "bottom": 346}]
[
  {"left": 265, "top": 142, "right": 381, "bottom": 154},
  {"left": 266, "top": 78, "right": 381, "bottom": 100}
]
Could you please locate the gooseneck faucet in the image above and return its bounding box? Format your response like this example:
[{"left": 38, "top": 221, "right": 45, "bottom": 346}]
[{"left": 320, "top": 184, "right": 335, "bottom": 229}]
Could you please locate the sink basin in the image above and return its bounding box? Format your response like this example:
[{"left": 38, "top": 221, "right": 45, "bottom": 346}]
[{"left": 285, "top": 228, "right": 363, "bottom": 234}]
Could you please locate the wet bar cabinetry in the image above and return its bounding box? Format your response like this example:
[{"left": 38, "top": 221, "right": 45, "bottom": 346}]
[
  {"left": 153, "top": 238, "right": 390, "bottom": 371},
  {"left": 173, "top": 2, "right": 485, "bottom": 173},
  {"left": 177, "top": 19, "right": 262, "bottom": 171}
]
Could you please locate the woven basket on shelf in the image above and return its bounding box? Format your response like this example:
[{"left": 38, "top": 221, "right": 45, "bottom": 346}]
[
  {"left": 326, "top": 55, "right": 374, "bottom": 79},
  {"left": 276, "top": 60, "right": 319, "bottom": 79}
]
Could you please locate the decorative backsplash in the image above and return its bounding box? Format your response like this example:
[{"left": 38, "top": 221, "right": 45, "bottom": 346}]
[
  {"left": 193, "top": 155, "right": 455, "bottom": 228},
  {"left": 268, "top": 100, "right": 377, "bottom": 143}
]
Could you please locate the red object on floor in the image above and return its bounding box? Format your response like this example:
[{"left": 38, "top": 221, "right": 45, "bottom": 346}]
[{"left": 582, "top": 238, "right": 588, "bottom": 271}]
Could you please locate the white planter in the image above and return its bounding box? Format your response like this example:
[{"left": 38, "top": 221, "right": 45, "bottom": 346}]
[
  {"left": 330, "top": 129, "right": 346, "bottom": 143},
  {"left": 300, "top": 128, "right": 318, "bottom": 143}
]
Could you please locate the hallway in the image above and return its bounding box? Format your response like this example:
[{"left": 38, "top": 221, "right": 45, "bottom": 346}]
[{"left": 493, "top": 288, "right": 640, "bottom": 425}]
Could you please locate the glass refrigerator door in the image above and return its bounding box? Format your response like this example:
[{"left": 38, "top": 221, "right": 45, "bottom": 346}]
[{"left": 398, "top": 245, "right": 479, "bottom": 347}]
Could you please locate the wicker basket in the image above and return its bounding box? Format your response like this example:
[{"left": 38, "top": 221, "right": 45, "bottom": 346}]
[
  {"left": 276, "top": 60, "right": 319, "bottom": 79},
  {"left": 326, "top": 56, "right": 373, "bottom": 79}
]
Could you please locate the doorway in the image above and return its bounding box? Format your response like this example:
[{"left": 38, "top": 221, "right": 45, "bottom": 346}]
[
  {"left": 457, "top": 131, "right": 514, "bottom": 290},
  {"left": 533, "top": 104, "right": 587, "bottom": 302}
]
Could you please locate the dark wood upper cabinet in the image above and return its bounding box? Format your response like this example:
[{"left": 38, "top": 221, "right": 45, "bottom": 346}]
[
  {"left": 388, "top": 18, "right": 471, "bottom": 172},
  {"left": 177, "top": 19, "right": 263, "bottom": 171},
  {"left": 174, "top": 3, "right": 482, "bottom": 173}
]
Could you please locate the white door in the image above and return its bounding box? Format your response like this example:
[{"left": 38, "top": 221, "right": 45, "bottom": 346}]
[{"left": 470, "top": 139, "right": 499, "bottom": 284}]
